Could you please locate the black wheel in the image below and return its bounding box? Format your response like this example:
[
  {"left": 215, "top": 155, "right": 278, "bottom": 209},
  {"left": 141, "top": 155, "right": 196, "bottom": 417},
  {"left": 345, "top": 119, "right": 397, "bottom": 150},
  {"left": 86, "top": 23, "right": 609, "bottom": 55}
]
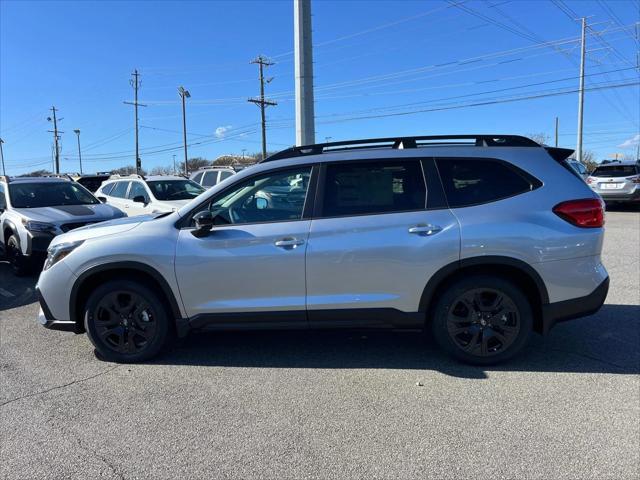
[
  {"left": 6, "top": 234, "right": 31, "bottom": 276},
  {"left": 431, "top": 275, "right": 532, "bottom": 365},
  {"left": 84, "top": 280, "right": 173, "bottom": 363}
]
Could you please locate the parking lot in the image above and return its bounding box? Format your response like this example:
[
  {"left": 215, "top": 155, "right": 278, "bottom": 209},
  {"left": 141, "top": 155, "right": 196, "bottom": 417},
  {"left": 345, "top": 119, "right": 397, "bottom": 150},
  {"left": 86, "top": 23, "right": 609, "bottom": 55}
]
[{"left": 0, "top": 209, "right": 638, "bottom": 479}]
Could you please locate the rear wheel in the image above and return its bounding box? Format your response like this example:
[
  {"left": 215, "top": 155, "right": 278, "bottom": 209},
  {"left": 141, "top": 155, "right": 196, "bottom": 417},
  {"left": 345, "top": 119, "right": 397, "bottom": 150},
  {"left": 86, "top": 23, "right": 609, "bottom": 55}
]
[
  {"left": 431, "top": 275, "right": 532, "bottom": 365},
  {"left": 84, "top": 280, "right": 173, "bottom": 363},
  {"left": 6, "top": 234, "right": 31, "bottom": 276}
]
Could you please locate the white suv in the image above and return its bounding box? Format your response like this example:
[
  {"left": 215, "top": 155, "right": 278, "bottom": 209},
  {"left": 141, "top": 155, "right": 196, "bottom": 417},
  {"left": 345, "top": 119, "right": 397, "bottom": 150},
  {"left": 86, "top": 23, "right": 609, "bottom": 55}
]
[
  {"left": 96, "top": 175, "right": 205, "bottom": 216},
  {"left": 36, "top": 135, "right": 609, "bottom": 365},
  {"left": 190, "top": 167, "right": 236, "bottom": 189}
]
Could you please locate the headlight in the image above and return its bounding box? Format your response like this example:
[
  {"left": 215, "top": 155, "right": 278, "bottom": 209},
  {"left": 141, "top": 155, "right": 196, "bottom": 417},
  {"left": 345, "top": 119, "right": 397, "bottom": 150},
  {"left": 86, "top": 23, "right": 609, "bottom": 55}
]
[
  {"left": 23, "top": 220, "right": 57, "bottom": 233},
  {"left": 43, "top": 240, "right": 84, "bottom": 271}
]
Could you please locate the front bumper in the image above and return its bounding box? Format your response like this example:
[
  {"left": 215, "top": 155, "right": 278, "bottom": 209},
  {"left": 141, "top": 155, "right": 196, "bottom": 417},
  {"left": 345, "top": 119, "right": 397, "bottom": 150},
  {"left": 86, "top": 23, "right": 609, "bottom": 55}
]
[
  {"left": 541, "top": 276, "right": 609, "bottom": 334},
  {"left": 26, "top": 231, "right": 55, "bottom": 256},
  {"left": 36, "top": 288, "right": 78, "bottom": 333}
]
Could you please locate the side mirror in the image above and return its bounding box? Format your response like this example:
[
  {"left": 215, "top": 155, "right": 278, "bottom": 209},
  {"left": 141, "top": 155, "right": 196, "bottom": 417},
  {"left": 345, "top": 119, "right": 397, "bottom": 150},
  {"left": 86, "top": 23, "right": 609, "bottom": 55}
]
[
  {"left": 97, "top": 196, "right": 107, "bottom": 203},
  {"left": 193, "top": 210, "right": 214, "bottom": 237},
  {"left": 133, "top": 195, "right": 148, "bottom": 205}
]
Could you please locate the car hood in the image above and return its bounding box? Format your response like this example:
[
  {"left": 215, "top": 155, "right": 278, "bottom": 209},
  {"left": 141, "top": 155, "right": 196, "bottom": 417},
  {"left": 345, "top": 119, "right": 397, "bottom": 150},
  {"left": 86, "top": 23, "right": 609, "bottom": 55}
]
[
  {"left": 48, "top": 214, "right": 159, "bottom": 247},
  {"left": 14, "top": 203, "right": 124, "bottom": 225}
]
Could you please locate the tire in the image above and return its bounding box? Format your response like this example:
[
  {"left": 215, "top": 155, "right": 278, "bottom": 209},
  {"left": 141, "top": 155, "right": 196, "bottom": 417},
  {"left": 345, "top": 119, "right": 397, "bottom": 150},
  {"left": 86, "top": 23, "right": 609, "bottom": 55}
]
[
  {"left": 431, "top": 275, "right": 533, "bottom": 365},
  {"left": 6, "top": 234, "right": 31, "bottom": 276},
  {"left": 84, "top": 280, "right": 173, "bottom": 363}
]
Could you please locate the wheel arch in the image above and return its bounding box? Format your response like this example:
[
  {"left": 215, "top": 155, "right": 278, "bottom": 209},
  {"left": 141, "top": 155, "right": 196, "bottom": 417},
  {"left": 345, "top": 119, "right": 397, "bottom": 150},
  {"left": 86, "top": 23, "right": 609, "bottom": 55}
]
[
  {"left": 70, "top": 261, "right": 186, "bottom": 335},
  {"left": 420, "top": 256, "right": 549, "bottom": 334}
]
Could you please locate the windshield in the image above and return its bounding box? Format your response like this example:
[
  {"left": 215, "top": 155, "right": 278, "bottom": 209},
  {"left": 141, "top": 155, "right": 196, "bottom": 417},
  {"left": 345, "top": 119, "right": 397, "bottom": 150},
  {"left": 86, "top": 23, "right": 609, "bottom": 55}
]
[
  {"left": 147, "top": 180, "right": 205, "bottom": 201},
  {"left": 8, "top": 182, "right": 99, "bottom": 208},
  {"left": 591, "top": 165, "right": 638, "bottom": 178}
]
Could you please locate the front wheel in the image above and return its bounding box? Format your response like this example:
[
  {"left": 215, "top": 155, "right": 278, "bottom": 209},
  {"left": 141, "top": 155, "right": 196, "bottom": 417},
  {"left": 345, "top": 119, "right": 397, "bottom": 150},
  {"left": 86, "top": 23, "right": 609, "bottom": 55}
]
[
  {"left": 84, "top": 280, "right": 173, "bottom": 363},
  {"left": 431, "top": 275, "right": 533, "bottom": 365},
  {"left": 6, "top": 234, "right": 31, "bottom": 276}
]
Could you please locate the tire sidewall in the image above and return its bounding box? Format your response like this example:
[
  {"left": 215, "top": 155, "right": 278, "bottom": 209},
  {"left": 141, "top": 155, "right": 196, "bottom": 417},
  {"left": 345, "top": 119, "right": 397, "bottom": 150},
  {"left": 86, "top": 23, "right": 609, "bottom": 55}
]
[
  {"left": 84, "top": 280, "right": 171, "bottom": 363},
  {"left": 7, "top": 235, "right": 29, "bottom": 276},
  {"left": 431, "top": 275, "right": 533, "bottom": 365}
]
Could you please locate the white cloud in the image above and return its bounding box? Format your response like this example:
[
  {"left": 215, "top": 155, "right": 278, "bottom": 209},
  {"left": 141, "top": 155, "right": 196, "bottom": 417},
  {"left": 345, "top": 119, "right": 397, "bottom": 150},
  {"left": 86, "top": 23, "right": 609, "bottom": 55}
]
[
  {"left": 618, "top": 134, "right": 640, "bottom": 148},
  {"left": 215, "top": 125, "right": 232, "bottom": 138}
]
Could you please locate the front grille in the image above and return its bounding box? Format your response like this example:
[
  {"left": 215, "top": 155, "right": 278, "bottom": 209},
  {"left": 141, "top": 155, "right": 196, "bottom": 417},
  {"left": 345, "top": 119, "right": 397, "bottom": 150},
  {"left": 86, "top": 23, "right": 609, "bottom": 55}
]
[{"left": 60, "top": 222, "right": 96, "bottom": 233}]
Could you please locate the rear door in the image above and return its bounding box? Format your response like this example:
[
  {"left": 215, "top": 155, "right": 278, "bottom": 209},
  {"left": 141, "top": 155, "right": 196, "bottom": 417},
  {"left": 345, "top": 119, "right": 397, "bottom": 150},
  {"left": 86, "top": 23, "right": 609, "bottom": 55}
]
[
  {"left": 305, "top": 158, "right": 460, "bottom": 325},
  {"left": 105, "top": 181, "right": 131, "bottom": 212}
]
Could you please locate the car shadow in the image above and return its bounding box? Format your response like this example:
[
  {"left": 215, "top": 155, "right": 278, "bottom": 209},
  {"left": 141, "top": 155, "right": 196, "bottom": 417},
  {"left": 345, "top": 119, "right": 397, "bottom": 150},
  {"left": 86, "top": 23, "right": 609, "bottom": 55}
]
[
  {"left": 0, "top": 262, "right": 39, "bottom": 311},
  {"left": 152, "top": 304, "right": 639, "bottom": 378}
]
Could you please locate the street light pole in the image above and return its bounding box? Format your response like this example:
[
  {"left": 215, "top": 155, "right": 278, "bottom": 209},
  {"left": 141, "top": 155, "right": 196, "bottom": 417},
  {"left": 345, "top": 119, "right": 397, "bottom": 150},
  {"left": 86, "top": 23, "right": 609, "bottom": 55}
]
[
  {"left": 172, "top": 154, "right": 176, "bottom": 175},
  {"left": 73, "top": 129, "right": 83, "bottom": 174},
  {"left": 178, "top": 86, "right": 190, "bottom": 176},
  {"left": 0, "top": 138, "right": 5, "bottom": 176}
]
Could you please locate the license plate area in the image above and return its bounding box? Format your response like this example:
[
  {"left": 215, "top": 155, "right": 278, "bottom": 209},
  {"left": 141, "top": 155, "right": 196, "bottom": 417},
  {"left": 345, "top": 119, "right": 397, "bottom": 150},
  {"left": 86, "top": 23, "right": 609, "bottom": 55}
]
[{"left": 601, "top": 183, "right": 623, "bottom": 190}]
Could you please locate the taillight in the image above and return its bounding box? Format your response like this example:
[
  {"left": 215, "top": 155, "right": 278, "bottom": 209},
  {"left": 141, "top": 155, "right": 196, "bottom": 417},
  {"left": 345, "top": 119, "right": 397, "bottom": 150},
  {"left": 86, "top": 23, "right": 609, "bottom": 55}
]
[
  {"left": 586, "top": 177, "right": 595, "bottom": 184},
  {"left": 553, "top": 199, "right": 604, "bottom": 228},
  {"left": 629, "top": 176, "right": 640, "bottom": 184}
]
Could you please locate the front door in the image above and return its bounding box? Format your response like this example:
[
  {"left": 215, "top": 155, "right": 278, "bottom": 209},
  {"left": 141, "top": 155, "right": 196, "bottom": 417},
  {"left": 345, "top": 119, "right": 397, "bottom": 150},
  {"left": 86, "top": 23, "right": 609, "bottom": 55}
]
[
  {"left": 126, "top": 181, "right": 152, "bottom": 216},
  {"left": 305, "top": 159, "right": 460, "bottom": 325},
  {"left": 175, "top": 165, "right": 315, "bottom": 326}
]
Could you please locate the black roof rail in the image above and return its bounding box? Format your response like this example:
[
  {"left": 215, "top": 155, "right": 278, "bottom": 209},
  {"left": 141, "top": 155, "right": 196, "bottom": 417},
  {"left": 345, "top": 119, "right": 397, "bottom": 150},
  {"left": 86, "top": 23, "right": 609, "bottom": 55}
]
[{"left": 262, "top": 134, "right": 540, "bottom": 162}]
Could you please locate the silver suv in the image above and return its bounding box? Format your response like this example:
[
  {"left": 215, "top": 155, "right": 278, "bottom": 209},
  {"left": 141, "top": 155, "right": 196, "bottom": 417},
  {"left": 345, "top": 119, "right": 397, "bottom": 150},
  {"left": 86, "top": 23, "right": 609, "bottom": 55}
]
[
  {"left": 190, "top": 167, "right": 236, "bottom": 189},
  {"left": 0, "top": 176, "right": 125, "bottom": 275},
  {"left": 35, "top": 135, "right": 609, "bottom": 365},
  {"left": 587, "top": 161, "right": 640, "bottom": 205}
]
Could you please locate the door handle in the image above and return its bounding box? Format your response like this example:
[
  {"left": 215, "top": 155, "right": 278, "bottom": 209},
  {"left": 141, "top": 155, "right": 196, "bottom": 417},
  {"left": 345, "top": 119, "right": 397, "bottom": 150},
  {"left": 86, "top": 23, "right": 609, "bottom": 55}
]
[
  {"left": 408, "top": 224, "right": 442, "bottom": 236},
  {"left": 274, "top": 237, "right": 305, "bottom": 249}
]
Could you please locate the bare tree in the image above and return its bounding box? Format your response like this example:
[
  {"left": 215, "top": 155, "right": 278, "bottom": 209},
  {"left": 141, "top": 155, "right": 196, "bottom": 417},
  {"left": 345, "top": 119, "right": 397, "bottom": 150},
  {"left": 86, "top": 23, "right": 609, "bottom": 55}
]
[
  {"left": 150, "top": 165, "right": 175, "bottom": 175},
  {"left": 180, "top": 157, "right": 211, "bottom": 173},
  {"left": 18, "top": 169, "right": 52, "bottom": 177},
  {"left": 112, "top": 165, "right": 147, "bottom": 176},
  {"left": 528, "top": 133, "right": 550, "bottom": 145}
]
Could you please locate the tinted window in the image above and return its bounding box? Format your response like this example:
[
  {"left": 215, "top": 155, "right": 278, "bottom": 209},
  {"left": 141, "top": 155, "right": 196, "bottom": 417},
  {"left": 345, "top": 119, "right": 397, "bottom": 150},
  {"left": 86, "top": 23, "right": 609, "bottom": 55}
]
[
  {"left": 128, "top": 182, "right": 148, "bottom": 200},
  {"left": 110, "top": 181, "right": 130, "bottom": 198},
  {"left": 436, "top": 158, "right": 533, "bottom": 208},
  {"left": 192, "top": 172, "right": 203, "bottom": 183},
  {"left": 322, "top": 160, "right": 426, "bottom": 217},
  {"left": 100, "top": 183, "right": 115, "bottom": 195},
  {"left": 147, "top": 180, "right": 205, "bottom": 201},
  {"left": 8, "top": 182, "right": 99, "bottom": 208},
  {"left": 0, "top": 185, "right": 6, "bottom": 210},
  {"left": 203, "top": 167, "right": 312, "bottom": 225},
  {"left": 219, "top": 170, "right": 234, "bottom": 182},
  {"left": 591, "top": 165, "right": 638, "bottom": 177},
  {"left": 202, "top": 171, "right": 218, "bottom": 187},
  {"left": 77, "top": 175, "right": 110, "bottom": 192}
]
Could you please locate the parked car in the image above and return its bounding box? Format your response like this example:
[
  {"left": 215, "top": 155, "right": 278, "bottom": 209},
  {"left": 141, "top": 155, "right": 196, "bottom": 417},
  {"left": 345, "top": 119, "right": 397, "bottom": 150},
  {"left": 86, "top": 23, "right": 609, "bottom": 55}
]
[
  {"left": 568, "top": 160, "right": 589, "bottom": 181},
  {"left": 586, "top": 161, "right": 640, "bottom": 205},
  {"left": 75, "top": 172, "right": 112, "bottom": 193},
  {"left": 36, "top": 134, "right": 608, "bottom": 365},
  {"left": 96, "top": 174, "right": 206, "bottom": 216},
  {"left": 190, "top": 167, "right": 236, "bottom": 189},
  {"left": 0, "top": 176, "right": 125, "bottom": 275}
]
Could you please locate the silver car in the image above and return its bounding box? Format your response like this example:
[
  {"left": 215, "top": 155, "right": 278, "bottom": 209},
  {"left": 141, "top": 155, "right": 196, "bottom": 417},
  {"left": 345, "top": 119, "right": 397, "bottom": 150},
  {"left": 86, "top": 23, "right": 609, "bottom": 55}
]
[
  {"left": 35, "top": 135, "right": 609, "bottom": 365},
  {"left": 587, "top": 161, "right": 640, "bottom": 205}
]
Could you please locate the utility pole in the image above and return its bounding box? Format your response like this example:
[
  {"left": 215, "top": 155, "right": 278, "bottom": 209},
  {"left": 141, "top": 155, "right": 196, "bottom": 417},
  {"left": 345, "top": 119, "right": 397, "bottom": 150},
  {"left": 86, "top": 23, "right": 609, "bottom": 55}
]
[
  {"left": 178, "top": 86, "right": 191, "bottom": 175},
  {"left": 249, "top": 55, "right": 277, "bottom": 160},
  {"left": 576, "top": 18, "right": 586, "bottom": 163},
  {"left": 294, "top": 0, "right": 316, "bottom": 146},
  {"left": 241, "top": 148, "right": 246, "bottom": 161},
  {"left": 124, "top": 70, "right": 146, "bottom": 175},
  {"left": 172, "top": 154, "right": 177, "bottom": 175},
  {"left": 73, "top": 129, "right": 83, "bottom": 174},
  {"left": 0, "top": 138, "right": 5, "bottom": 176},
  {"left": 47, "top": 106, "right": 62, "bottom": 174},
  {"left": 554, "top": 117, "right": 559, "bottom": 147}
]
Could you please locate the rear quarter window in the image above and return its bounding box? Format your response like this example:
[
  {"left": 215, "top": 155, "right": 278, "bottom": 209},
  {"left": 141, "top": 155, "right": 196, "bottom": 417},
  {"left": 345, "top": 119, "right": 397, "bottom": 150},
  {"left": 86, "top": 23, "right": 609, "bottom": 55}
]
[{"left": 436, "top": 158, "right": 537, "bottom": 208}]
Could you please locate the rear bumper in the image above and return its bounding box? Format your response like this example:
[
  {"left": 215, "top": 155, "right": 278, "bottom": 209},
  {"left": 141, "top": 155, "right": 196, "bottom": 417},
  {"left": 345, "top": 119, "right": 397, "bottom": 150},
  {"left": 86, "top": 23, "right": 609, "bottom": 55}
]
[
  {"left": 541, "top": 276, "right": 609, "bottom": 334},
  {"left": 598, "top": 189, "right": 640, "bottom": 203}
]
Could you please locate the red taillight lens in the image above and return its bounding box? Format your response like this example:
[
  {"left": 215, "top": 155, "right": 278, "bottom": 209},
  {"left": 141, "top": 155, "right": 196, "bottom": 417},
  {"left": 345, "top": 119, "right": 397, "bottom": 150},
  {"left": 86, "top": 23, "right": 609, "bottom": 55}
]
[
  {"left": 553, "top": 199, "right": 604, "bottom": 228},
  {"left": 586, "top": 177, "right": 595, "bottom": 184},
  {"left": 629, "top": 176, "right": 640, "bottom": 184}
]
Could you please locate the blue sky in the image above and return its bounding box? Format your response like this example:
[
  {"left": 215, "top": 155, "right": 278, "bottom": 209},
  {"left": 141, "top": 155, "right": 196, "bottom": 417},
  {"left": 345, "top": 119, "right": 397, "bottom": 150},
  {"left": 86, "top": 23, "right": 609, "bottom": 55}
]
[{"left": 1, "top": 0, "right": 638, "bottom": 175}]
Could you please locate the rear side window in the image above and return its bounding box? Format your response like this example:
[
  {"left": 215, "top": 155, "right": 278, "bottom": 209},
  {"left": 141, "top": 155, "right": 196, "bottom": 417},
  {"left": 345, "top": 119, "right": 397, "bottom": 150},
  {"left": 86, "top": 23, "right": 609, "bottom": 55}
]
[
  {"left": 101, "top": 183, "right": 116, "bottom": 195},
  {"left": 436, "top": 158, "right": 534, "bottom": 208},
  {"left": 322, "top": 160, "right": 426, "bottom": 217},
  {"left": 192, "top": 172, "right": 204, "bottom": 183},
  {"left": 110, "top": 181, "right": 130, "bottom": 198},
  {"left": 202, "top": 171, "right": 218, "bottom": 187},
  {"left": 591, "top": 165, "right": 638, "bottom": 177}
]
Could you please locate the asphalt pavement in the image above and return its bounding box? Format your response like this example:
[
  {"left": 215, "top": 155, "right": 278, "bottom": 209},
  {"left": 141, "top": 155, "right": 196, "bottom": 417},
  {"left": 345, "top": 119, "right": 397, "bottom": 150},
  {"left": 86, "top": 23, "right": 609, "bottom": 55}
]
[{"left": 1, "top": 210, "right": 638, "bottom": 479}]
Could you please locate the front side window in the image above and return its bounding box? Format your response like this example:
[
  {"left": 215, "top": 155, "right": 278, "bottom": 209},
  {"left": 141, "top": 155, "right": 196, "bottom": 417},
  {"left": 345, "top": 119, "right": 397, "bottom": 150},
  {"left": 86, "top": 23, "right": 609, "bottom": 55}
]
[
  {"left": 219, "top": 170, "right": 234, "bottom": 182},
  {"left": 109, "top": 181, "right": 130, "bottom": 198},
  {"left": 8, "top": 182, "right": 99, "bottom": 208},
  {"left": 127, "top": 182, "right": 148, "bottom": 200},
  {"left": 321, "top": 160, "right": 426, "bottom": 217},
  {"left": 147, "top": 180, "right": 205, "bottom": 201},
  {"left": 198, "top": 166, "right": 312, "bottom": 225},
  {"left": 436, "top": 158, "right": 533, "bottom": 208}
]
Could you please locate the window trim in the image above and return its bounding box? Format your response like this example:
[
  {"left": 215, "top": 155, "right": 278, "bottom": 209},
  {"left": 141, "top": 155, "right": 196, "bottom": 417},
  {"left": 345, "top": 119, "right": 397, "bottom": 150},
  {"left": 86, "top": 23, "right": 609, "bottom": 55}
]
[
  {"left": 176, "top": 164, "right": 319, "bottom": 229},
  {"left": 313, "top": 158, "right": 430, "bottom": 220},
  {"left": 434, "top": 156, "right": 543, "bottom": 209}
]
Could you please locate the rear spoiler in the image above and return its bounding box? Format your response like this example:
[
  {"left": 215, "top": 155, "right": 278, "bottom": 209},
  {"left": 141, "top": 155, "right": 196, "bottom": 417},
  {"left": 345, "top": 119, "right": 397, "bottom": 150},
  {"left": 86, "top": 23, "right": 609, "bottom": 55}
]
[{"left": 544, "top": 146, "right": 574, "bottom": 162}]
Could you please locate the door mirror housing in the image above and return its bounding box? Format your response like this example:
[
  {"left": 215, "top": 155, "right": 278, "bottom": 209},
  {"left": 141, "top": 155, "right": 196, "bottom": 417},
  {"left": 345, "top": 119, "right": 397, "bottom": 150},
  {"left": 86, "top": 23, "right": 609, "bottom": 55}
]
[
  {"left": 133, "top": 195, "right": 148, "bottom": 205},
  {"left": 193, "top": 210, "right": 214, "bottom": 237}
]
